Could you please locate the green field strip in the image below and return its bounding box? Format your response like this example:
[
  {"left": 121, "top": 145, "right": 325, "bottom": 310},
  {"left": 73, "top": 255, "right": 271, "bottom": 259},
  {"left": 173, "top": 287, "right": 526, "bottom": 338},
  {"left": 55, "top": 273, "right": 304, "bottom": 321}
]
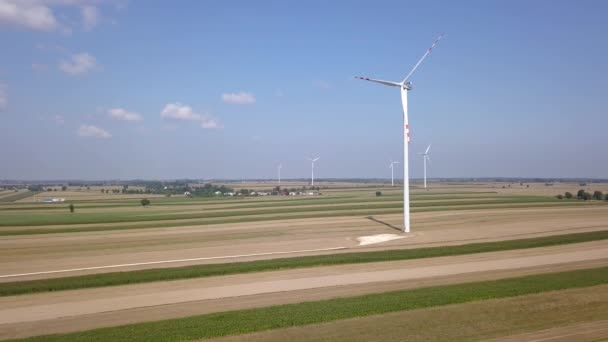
[
  {"left": 0, "top": 191, "right": 38, "bottom": 203},
  {"left": 0, "top": 196, "right": 572, "bottom": 227},
  {"left": 0, "top": 200, "right": 603, "bottom": 236},
  {"left": 11, "top": 266, "right": 608, "bottom": 342},
  {"left": 0, "top": 193, "right": 509, "bottom": 212},
  {"left": 1, "top": 230, "right": 606, "bottom": 297}
]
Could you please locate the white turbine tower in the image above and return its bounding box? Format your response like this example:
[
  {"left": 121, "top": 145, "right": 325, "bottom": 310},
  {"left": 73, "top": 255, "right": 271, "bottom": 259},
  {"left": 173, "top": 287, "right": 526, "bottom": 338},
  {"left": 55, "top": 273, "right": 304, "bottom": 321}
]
[
  {"left": 308, "top": 157, "right": 320, "bottom": 186},
  {"left": 389, "top": 160, "right": 399, "bottom": 187},
  {"left": 278, "top": 163, "right": 282, "bottom": 184},
  {"left": 419, "top": 144, "right": 431, "bottom": 189},
  {"left": 356, "top": 34, "right": 443, "bottom": 233}
]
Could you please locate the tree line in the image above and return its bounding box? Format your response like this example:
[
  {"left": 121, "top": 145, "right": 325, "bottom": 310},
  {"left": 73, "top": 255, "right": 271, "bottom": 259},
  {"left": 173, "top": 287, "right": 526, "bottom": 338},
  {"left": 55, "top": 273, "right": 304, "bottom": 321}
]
[{"left": 556, "top": 189, "right": 608, "bottom": 201}]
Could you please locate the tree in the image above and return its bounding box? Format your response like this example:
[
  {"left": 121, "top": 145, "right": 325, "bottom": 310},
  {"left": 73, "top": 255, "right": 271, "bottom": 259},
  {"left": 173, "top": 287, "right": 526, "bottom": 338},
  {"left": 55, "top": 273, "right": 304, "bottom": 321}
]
[
  {"left": 141, "top": 198, "right": 150, "bottom": 207},
  {"left": 605, "top": 193, "right": 608, "bottom": 201},
  {"left": 556, "top": 194, "right": 563, "bottom": 199},
  {"left": 376, "top": 191, "right": 382, "bottom": 196},
  {"left": 564, "top": 192, "right": 573, "bottom": 199},
  {"left": 69, "top": 204, "right": 75, "bottom": 213},
  {"left": 61, "top": 186, "right": 67, "bottom": 191},
  {"left": 100, "top": 189, "right": 105, "bottom": 193},
  {"left": 593, "top": 191, "right": 603, "bottom": 200},
  {"left": 582, "top": 192, "right": 592, "bottom": 201},
  {"left": 577, "top": 189, "right": 585, "bottom": 199}
]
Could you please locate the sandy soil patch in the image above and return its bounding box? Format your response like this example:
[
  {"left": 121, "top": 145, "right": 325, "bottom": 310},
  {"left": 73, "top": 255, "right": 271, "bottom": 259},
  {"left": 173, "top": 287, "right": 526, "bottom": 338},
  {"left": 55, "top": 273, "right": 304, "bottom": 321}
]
[{"left": 357, "top": 234, "right": 406, "bottom": 246}]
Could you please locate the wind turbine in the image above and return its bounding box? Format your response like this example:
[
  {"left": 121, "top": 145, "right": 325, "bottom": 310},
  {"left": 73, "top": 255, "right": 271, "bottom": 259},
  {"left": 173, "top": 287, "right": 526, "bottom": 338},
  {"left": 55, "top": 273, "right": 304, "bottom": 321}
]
[
  {"left": 278, "top": 163, "right": 282, "bottom": 184},
  {"left": 418, "top": 144, "right": 431, "bottom": 189},
  {"left": 356, "top": 34, "right": 443, "bottom": 233},
  {"left": 389, "top": 160, "right": 399, "bottom": 187},
  {"left": 308, "top": 157, "right": 320, "bottom": 186}
]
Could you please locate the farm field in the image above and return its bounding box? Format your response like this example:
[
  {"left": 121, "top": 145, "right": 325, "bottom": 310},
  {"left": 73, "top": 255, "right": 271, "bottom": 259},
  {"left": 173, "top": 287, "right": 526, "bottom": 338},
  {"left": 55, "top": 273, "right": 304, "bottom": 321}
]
[{"left": 0, "top": 181, "right": 607, "bottom": 341}]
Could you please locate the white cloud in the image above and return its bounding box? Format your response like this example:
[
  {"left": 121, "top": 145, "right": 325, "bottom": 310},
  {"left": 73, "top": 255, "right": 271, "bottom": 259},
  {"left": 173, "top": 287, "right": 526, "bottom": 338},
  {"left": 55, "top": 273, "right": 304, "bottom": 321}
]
[
  {"left": 59, "top": 52, "right": 96, "bottom": 75},
  {"left": 108, "top": 107, "right": 142, "bottom": 121},
  {"left": 81, "top": 5, "right": 97, "bottom": 30},
  {"left": 0, "top": 0, "right": 59, "bottom": 31},
  {"left": 0, "top": 1, "right": 111, "bottom": 32},
  {"left": 78, "top": 124, "right": 111, "bottom": 139},
  {"left": 161, "top": 103, "right": 201, "bottom": 121},
  {"left": 221, "top": 91, "right": 256, "bottom": 105},
  {"left": 0, "top": 83, "right": 6, "bottom": 110},
  {"left": 161, "top": 102, "right": 220, "bottom": 129}
]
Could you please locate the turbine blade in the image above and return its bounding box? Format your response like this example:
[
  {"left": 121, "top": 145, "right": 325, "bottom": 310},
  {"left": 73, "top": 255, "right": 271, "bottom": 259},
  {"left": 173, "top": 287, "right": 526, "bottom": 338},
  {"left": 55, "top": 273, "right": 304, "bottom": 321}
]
[
  {"left": 313, "top": 157, "right": 320, "bottom": 162},
  {"left": 402, "top": 33, "right": 444, "bottom": 83},
  {"left": 425, "top": 144, "right": 432, "bottom": 154},
  {"left": 354, "top": 76, "right": 401, "bottom": 87}
]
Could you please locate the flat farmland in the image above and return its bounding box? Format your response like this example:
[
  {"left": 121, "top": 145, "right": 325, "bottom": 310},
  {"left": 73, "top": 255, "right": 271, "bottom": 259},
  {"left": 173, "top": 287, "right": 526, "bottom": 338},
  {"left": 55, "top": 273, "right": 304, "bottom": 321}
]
[{"left": 1, "top": 182, "right": 607, "bottom": 341}]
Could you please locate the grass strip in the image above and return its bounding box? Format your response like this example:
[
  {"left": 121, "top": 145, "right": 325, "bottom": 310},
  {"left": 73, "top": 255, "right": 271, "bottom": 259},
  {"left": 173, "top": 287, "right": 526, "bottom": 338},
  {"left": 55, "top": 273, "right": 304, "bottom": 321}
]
[
  {"left": 2, "top": 229, "right": 607, "bottom": 297},
  {"left": 0, "top": 194, "right": 507, "bottom": 212},
  {"left": 0, "top": 191, "right": 37, "bottom": 202},
  {"left": 13, "top": 266, "right": 608, "bottom": 342},
  {"left": 0, "top": 196, "right": 575, "bottom": 227},
  {"left": 0, "top": 200, "right": 600, "bottom": 236}
]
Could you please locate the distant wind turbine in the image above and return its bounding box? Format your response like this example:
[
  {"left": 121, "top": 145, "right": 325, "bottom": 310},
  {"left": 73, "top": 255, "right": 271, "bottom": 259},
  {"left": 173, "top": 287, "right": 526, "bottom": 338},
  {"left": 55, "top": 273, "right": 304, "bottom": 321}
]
[
  {"left": 418, "top": 144, "right": 431, "bottom": 189},
  {"left": 389, "top": 160, "right": 399, "bottom": 187},
  {"left": 356, "top": 34, "right": 443, "bottom": 233},
  {"left": 308, "top": 157, "right": 320, "bottom": 186},
  {"left": 278, "top": 163, "right": 282, "bottom": 184}
]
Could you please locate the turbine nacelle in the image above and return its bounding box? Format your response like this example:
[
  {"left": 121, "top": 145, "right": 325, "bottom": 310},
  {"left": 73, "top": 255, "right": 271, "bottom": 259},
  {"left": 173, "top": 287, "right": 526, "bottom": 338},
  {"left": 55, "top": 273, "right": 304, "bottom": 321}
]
[{"left": 403, "top": 82, "right": 413, "bottom": 90}]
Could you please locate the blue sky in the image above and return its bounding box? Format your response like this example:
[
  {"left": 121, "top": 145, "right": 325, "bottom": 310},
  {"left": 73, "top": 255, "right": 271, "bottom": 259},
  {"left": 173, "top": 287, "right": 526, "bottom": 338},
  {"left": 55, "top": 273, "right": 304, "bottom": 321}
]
[{"left": 0, "top": 0, "right": 607, "bottom": 180}]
